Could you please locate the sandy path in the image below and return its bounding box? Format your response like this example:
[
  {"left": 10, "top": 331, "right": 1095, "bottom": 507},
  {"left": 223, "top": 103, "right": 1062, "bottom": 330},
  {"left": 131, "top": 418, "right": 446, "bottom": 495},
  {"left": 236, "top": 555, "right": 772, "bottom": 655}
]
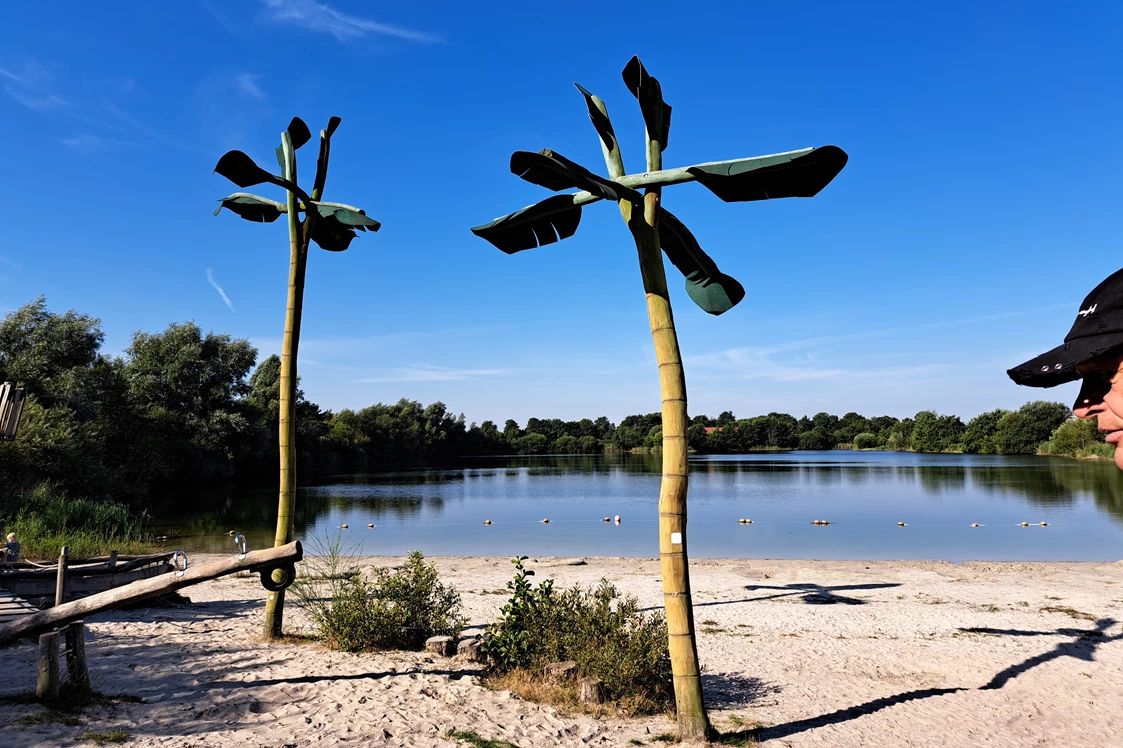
[{"left": 2, "top": 555, "right": 1122, "bottom": 746}]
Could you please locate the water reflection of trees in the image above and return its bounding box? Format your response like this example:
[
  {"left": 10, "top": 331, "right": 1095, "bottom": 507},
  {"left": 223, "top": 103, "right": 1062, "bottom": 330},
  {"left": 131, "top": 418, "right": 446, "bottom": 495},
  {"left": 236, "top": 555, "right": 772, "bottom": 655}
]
[{"left": 153, "top": 455, "right": 1123, "bottom": 548}]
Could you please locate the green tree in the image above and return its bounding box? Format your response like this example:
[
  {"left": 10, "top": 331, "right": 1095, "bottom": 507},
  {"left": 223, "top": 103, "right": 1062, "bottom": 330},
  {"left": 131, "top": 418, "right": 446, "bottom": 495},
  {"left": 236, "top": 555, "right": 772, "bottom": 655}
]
[
  {"left": 1041, "top": 417, "right": 1108, "bottom": 458},
  {"left": 993, "top": 401, "right": 1070, "bottom": 455},
  {"left": 911, "top": 411, "right": 964, "bottom": 452},
  {"left": 124, "top": 321, "right": 257, "bottom": 484},
  {"left": 962, "top": 409, "right": 1009, "bottom": 454}
]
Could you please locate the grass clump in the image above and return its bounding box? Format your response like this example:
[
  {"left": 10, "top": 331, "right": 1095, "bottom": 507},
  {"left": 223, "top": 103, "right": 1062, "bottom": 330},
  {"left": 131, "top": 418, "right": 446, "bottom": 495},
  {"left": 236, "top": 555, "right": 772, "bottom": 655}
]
[
  {"left": 78, "top": 730, "right": 132, "bottom": 745},
  {"left": 298, "top": 540, "right": 465, "bottom": 652},
  {"left": 481, "top": 556, "right": 673, "bottom": 715},
  {"left": 19, "top": 710, "right": 83, "bottom": 726},
  {"left": 444, "top": 728, "right": 521, "bottom": 747},
  {"left": 2, "top": 482, "right": 152, "bottom": 558},
  {"left": 1040, "top": 605, "right": 1096, "bottom": 621}
]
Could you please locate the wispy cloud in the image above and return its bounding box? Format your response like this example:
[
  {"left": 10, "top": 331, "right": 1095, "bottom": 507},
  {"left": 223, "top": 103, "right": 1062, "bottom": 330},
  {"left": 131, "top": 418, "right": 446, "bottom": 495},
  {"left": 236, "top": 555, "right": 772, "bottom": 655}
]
[
  {"left": 234, "top": 73, "right": 265, "bottom": 99},
  {"left": 207, "top": 269, "right": 235, "bottom": 311},
  {"left": 358, "top": 365, "right": 515, "bottom": 383},
  {"left": 0, "top": 57, "right": 162, "bottom": 150},
  {"left": 61, "top": 134, "right": 132, "bottom": 151},
  {"left": 259, "top": 0, "right": 439, "bottom": 42}
]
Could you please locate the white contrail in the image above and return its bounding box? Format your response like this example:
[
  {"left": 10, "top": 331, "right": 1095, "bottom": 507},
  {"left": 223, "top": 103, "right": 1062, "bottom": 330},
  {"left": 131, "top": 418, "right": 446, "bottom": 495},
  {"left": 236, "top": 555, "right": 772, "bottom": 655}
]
[{"left": 207, "top": 268, "right": 235, "bottom": 311}]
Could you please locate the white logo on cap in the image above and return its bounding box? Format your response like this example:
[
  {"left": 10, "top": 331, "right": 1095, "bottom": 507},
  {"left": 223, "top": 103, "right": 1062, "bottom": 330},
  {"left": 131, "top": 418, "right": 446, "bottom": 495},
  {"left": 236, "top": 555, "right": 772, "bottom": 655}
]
[{"left": 1078, "top": 303, "right": 1097, "bottom": 318}]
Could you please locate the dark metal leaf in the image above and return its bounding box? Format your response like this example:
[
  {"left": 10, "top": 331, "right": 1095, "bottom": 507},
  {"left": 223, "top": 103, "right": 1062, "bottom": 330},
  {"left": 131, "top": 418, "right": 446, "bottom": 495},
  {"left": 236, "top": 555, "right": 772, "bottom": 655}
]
[
  {"left": 213, "top": 193, "right": 286, "bottom": 222},
  {"left": 471, "top": 195, "right": 582, "bottom": 254},
  {"left": 659, "top": 208, "right": 745, "bottom": 315},
  {"left": 325, "top": 116, "right": 341, "bottom": 137},
  {"left": 214, "top": 150, "right": 275, "bottom": 188},
  {"left": 308, "top": 202, "right": 379, "bottom": 252},
  {"left": 687, "top": 146, "right": 848, "bottom": 202},
  {"left": 574, "top": 83, "right": 616, "bottom": 152},
  {"left": 288, "top": 117, "right": 312, "bottom": 149},
  {"left": 510, "top": 150, "right": 642, "bottom": 205},
  {"left": 313, "top": 202, "right": 381, "bottom": 230},
  {"left": 621, "top": 56, "right": 671, "bottom": 151}
]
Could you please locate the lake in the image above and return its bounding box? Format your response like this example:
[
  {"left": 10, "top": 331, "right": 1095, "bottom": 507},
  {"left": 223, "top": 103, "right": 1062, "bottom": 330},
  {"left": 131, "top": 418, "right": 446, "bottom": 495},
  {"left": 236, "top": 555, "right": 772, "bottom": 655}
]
[{"left": 152, "top": 451, "right": 1123, "bottom": 562}]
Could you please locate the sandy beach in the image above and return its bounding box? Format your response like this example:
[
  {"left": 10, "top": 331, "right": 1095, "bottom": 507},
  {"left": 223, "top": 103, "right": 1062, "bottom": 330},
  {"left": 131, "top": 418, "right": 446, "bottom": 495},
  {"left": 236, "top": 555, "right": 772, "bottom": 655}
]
[{"left": 2, "top": 554, "right": 1122, "bottom": 747}]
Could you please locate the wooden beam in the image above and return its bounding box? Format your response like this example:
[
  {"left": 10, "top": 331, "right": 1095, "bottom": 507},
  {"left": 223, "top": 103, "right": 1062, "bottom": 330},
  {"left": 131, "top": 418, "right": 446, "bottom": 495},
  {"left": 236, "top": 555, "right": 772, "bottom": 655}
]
[{"left": 0, "top": 541, "right": 302, "bottom": 645}]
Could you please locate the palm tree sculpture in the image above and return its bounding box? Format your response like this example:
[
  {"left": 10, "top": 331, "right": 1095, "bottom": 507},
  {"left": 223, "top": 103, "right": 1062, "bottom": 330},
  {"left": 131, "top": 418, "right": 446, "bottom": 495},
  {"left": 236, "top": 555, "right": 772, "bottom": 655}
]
[
  {"left": 213, "top": 116, "right": 379, "bottom": 639},
  {"left": 471, "top": 57, "right": 846, "bottom": 740}
]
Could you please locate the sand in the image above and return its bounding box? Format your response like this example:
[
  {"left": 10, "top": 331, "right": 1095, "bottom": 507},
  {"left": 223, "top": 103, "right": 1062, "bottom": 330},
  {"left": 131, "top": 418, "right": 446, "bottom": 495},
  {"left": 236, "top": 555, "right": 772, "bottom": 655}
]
[{"left": 2, "top": 554, "right": 1123, "bottom": 747}]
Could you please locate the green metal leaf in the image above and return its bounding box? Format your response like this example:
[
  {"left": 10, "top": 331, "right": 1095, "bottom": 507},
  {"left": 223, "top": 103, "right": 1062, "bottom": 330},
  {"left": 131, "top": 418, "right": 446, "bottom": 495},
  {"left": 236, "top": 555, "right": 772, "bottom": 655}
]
[
  {"left": 313, "top": 202, "right": 381, "bottom": 230},
  {"left": 573, "top": 83, "right": 616, "bottom": 153},
  {"left": 659, "top": 208, "right": 745, "bottom": 315},
  {"left": 687, "top": 145, "right": 848, "bottom": 202},
  {"left": 307, "top": 202, "right": 379, "bottom": 252},
  {"left": 214, "top": 150, "right": 276, "bottom": 188},
  {"left": 510, "top": 150, "right": 642, "bottom": 205},
  {"left": 213, "top": 193, "right": 287, "bottom": 222},
  {"left": 287, "top": 117, "right": 312, "bottom": 149},
  {"left": 622, "top": 56, "right": 671, "bottom": 151},
  {"left": 471, "top": 195, "right": 582, "bottom": 254}
]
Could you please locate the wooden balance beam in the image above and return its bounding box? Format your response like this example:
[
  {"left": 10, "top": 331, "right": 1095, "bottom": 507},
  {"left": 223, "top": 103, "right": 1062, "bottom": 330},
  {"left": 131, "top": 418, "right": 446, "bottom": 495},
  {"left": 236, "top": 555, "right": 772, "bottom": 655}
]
[{"left": 0, "top": 541, "right": 303, "bottom": 646}]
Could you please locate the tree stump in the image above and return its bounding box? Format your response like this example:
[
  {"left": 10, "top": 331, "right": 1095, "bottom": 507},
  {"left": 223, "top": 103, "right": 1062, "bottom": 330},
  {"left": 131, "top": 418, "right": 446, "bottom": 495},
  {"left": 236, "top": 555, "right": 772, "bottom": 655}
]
[
  {"left": 36, "top": 631, "right": 60, "bottom": 701},
  {"left": 544, "top": 660, "right": 577, "bottom": 683},
  {"left": 456, "top": 637, "right": 486, "bottom": 663},
  {"left": 424, "top": 635, "right": 456, "bottom": 657},
  {"left": 579, "top": 676, "right": 605, "bottom": 705}
]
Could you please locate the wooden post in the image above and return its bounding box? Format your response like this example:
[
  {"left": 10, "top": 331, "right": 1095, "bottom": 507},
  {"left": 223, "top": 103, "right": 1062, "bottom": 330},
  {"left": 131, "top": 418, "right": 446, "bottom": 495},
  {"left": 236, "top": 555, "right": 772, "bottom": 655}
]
[
  {"left": 54, "top": 546, "right": 68, "bottom": 608},
  {"left": 107, "top": 551, "right": 118, "bottom": 569},
  {"left": 36, "top": 631, "right": 59, "bottom": 701},
  {"left": 65, "top": 621, "right": 89, "bottom": 692}
]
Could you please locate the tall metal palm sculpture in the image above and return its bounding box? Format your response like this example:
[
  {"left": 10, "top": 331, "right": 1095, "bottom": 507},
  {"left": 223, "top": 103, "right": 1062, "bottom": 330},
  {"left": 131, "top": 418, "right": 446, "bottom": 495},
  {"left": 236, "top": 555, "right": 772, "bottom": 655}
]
[
  {"left": 472, "top": 57, "right": 846, "bottom": 739},
  {"left": 213, "top": 116, "right": 379, "bottom": 639}
]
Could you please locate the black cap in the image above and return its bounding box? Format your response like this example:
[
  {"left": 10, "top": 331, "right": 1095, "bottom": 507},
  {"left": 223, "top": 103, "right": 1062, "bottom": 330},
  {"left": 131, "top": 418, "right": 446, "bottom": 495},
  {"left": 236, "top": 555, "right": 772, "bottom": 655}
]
[{"left": 1008, "top": 268, "right": 1123, "bottom": 388}]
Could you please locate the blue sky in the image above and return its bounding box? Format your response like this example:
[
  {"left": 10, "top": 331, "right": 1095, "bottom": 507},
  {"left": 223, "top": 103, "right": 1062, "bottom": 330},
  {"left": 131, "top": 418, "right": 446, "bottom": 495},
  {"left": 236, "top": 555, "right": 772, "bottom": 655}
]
[{"left": 1, "top": 1, "right": 1120, "bottom": 425}]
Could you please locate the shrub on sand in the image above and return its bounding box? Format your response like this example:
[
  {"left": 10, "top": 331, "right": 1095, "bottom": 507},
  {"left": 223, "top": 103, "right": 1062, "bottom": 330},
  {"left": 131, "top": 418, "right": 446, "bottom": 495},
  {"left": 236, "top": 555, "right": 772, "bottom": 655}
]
[
  {"left": 482, "top": 556, "right": 673, "bottom": 714},
  {"left": 299, "top": 545, "right": 465, "bottom": 652}
]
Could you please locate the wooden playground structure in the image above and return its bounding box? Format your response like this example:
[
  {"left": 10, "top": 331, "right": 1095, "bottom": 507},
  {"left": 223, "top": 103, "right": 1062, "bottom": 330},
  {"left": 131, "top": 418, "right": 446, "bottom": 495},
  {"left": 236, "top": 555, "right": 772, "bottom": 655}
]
[{"left": 0, "top": 538, "right": 302, "bottom": 700}]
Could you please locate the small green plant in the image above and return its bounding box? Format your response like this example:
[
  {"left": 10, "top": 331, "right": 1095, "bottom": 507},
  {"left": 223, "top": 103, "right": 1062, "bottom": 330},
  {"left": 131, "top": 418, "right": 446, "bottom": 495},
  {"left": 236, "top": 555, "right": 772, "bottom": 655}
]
[
  {"left": 444, "top": 728, "right": 521, "bottom": 747},
  {"left": 19, "top": 710, "right": 82, "bottom": 726},
  {"left": 651, "top": 733, "right": 678, "bottom": 743},
  {"left": 1040, "top": 605, "right": 1096, "bottom": 621},
  {"left": 482, "top": 556, "right": 673, "bottom": 713},
  {"left": 79, "top": 731, "right": 132, "bottom": 745},
  {"left": 311, "top": 549, "right": 465, "bottom": 652}
]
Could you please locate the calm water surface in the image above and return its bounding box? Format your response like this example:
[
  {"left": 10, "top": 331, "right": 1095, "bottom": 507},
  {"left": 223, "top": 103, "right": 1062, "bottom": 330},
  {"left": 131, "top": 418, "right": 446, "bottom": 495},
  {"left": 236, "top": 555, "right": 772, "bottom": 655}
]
[{"left": 154, "top": 452, "right": 1123, "bottom": 561}]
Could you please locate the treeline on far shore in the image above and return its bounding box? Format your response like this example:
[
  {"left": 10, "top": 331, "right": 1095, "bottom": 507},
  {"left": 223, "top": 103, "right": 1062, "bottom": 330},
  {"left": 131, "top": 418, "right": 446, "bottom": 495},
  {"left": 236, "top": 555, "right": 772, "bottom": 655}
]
[{"left": 0, "top": 298, "right": 1110, "bottom": 525}]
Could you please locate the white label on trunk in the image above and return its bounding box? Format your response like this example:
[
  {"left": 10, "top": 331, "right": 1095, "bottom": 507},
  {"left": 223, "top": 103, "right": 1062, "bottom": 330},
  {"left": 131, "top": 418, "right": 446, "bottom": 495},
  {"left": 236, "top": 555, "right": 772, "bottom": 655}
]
[{"left": 670, "top": 532, "right": 682, "bottom": 545}]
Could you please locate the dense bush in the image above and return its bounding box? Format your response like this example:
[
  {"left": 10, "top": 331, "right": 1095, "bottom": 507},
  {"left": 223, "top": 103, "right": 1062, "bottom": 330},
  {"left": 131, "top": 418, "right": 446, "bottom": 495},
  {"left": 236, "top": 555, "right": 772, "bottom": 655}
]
[
  {"left": 482, "top": 556, "right": 672, "bottom": 713},
  {"left": 311, "top": 550, "right": 465, "bottom": 652},
  {"left": 853, "top": 432, "right": 879, "bottom": 449},
  {"left": 1040, "top": 418, "right": 1114, "bottom": 459}
]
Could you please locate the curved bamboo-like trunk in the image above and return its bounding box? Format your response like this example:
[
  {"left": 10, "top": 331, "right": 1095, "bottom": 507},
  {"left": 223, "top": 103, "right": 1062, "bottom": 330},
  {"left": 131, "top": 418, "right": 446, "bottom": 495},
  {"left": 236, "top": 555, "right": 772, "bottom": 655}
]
[
  {"left": 590, "top": 96, "right": 710, "bottom": 740},
  {"left": 263, "top": 131, "right": 307, "bottom": 639}
]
